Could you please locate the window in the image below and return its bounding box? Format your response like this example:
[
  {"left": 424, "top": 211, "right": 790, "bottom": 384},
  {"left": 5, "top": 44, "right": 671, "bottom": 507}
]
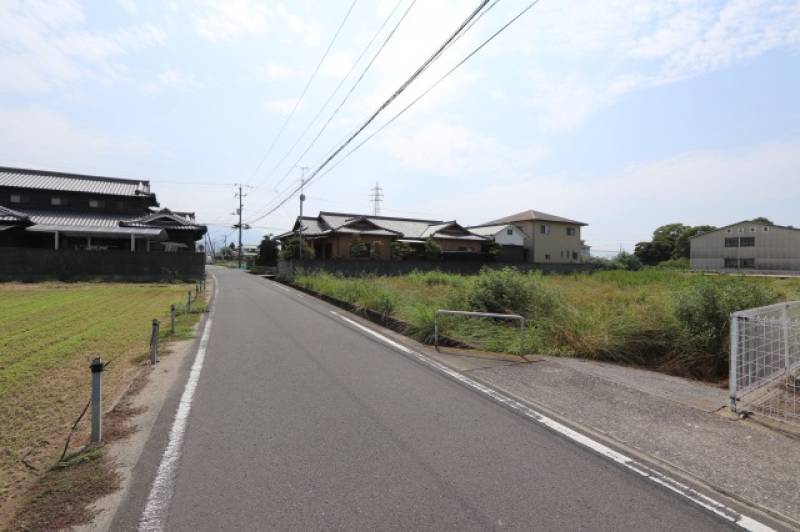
[
  {"left": 724, "top": 238, "right": 739, "bottom": 248},
  {"left": 51, "top": 196, "right": 68, "bottom": 206},
  {"left": 726, "top": 229, "right": 732, "bottom": 233},
  {"left": 740, "top": 258, "right": 755, "bottom": 268},
  {"left": 540, "top": 224, "right": 550, "bottom": 235},
  {"left": 89, "top": 199, "right": 105, "bottom": 208},
  {"left": 763, "top": 227, "right": 770, "bottom": 232},
  {"left": 724, "top": 258, "right": 738, "bottom": 268},
  {"left": 566, "top": 227, "right": 576, "bottom": 236},
  {"left": 740, "top": 237, "right": 755, "bottom": 247},
  {"left": 506, "top": 228, "right": 513, "bottom": 235},
  {"left": 572, "top": 251, "right": 578, "bottom": 260},
  {"left": 750, "top": 227, "right": 756, "bottom": 232},
  {"left": 545, "top": 253, "right": 551, "bottom": 260},
  {"left": 10, "top": 193, "right": 26, "bottom": 204}
]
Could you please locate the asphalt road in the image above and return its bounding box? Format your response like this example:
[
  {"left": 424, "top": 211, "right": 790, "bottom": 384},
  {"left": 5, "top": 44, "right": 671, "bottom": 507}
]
[{"left": 114, "top": 267, "right": 735, "bottom": 531}]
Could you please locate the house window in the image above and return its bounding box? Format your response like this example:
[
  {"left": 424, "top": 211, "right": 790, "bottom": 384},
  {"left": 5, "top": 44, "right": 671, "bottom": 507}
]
[
  {"left": 506, "top": 228, "right": 513, "bottom": 235},
  {"left": 724, "top": 258, "right": 738, "bottom": 268},
  {"left": 89, "top": 199, "right": 105, "bottom": 208},
  {"left": 545, "top": 253, "right": 551, "bottom": 260},
  {"left": 10, "top": 193, "right": 27, "bottom": 204},
  {"left": 51, "top": 196, "right": 68, "bottom": 206},
  {"left": 726, "top": 229, "right": 732, "bottom": 233},
  {"left": 572, "top": 251, "right": 578, "bottom": 260},
  {"left": 740, "top": 258, "right": 755, "bottom": 268},
  {"left": 763, "top": 227, "right": 770, "bottom": 232},
  {"left": 540, "top": 224, "right": 550, "bottom": 235},
  {"left": 724, "top": 238, "right": 739, "bottom": 248},
  {"left": 566, "top": 227, "right": 576, "bottom": 236},
  {"left": 740, "top": 237, "right": 755, "bottom": 247},
  {"left": 750, "top": 227, "right": 756, "bottom": 232}
]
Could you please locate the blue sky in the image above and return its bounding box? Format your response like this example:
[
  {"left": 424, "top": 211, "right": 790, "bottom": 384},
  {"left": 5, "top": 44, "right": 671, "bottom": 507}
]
[{"left": 1, "top": 0, "right": 799, "bottom": 254}]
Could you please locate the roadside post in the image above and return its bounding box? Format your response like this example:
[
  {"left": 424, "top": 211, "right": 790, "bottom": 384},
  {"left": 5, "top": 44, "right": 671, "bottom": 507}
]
[
  {"left": 170, "top": 304, "right": 176, "bottom": 335},
  {"left": 150, "top": 319, "right": 160, "bottom": 365},
  {"left": 90, "top": 357, "right": 104, "bottom": 444},
  {"left": 195, "top": 281, "right": 200, "bottom": 298},
  {"left": 187, "top": 290, "right": 192, "bottom": 314}
]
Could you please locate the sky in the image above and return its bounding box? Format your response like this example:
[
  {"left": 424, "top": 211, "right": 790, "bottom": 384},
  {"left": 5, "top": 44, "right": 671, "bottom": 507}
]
[{"left": 1, "top": 0, "right": 799, "bottom": 254}]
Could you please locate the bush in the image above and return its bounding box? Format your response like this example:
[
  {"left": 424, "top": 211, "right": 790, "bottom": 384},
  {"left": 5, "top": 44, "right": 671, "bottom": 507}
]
[
  {"left": 672, "top": 278, "right": 779, "bottom": 375},
  {"left": 654, "top": 258, "right": 690, "bottom": 270},
  {"left": 466, "top": 267, "right": 560, "bottom": 318}
]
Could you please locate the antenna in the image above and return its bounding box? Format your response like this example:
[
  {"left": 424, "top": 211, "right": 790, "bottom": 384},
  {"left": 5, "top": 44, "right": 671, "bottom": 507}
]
[{"left": 369, "top": 182, "right": 384, "bottom": 216}]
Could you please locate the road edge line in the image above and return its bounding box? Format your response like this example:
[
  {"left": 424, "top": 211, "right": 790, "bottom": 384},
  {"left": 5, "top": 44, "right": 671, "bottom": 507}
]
[
  {"left": 138, "top": 275, "right": 218, "bottom": 532},
  {"left": 329, "top": 310, "right": 775, "bottom": 532}
]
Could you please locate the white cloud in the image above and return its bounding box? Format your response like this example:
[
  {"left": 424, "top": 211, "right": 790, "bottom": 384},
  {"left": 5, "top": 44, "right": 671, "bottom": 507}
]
[
  {"left": 506, "top": 0, "right": 800, "bottom": 130},
  {"left": 0, "top": 1, "right": 165, "bottom": 93},
  {"left": 141, "top": 69, "right": 196, "bottom": 94},
  {"left": 378, "top": 119, "right": 545, "bottom": 178},
  {"left": 117, "top": 0, "right": 138, "bottom": 14},
  {"left": 285, "top": 12, "right": 321, "bottom": 46},
  {"left": 0, "top": 106, "right": 152, "bottom": 172},
  {"left": 260, "top": 63, "right": 302, "bottom": 81},
  {"left": 263, "top": 98, "right": 302, "bottom": 116},
  {"left": 194, "top": 0, "right": 271, "bottom": 42}
]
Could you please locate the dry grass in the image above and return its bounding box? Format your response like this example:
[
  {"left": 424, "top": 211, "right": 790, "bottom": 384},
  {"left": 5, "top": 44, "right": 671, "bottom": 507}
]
[{"left": 0, "top": 282, "right": 206, "bottom": 526}]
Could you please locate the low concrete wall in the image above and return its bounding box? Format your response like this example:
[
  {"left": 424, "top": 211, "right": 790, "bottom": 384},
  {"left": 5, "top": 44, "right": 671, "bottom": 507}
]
[
  {"left": 278, "top": 259, "right": 591, "bottom": 277},
  {"left": 0, "top": 247, "right": 205, "bottom": 282}
]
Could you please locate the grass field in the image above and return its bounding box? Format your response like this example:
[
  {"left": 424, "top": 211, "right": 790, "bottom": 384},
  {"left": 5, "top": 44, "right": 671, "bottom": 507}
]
[
  {"left": 0, "top": 282, "right": 206, "bottom": 522},
  {"left": 292, "top": 268, "right": 800, "bottom": 380}
]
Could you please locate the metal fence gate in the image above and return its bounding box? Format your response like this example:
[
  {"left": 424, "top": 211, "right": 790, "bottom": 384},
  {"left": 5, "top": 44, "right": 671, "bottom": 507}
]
[{"left": 730, "top": 301, "right": 800, "bottom": 426}]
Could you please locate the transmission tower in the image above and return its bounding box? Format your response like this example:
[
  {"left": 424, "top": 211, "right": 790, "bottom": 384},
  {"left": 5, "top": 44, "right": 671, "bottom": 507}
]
[{"left": 369, "top": 182, "right": 384, "bottom": 216}]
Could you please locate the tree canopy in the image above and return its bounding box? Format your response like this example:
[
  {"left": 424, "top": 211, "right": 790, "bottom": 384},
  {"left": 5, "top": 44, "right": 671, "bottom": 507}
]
[{"left": 634, "top": 223, "right": 718, "bottom": 265}]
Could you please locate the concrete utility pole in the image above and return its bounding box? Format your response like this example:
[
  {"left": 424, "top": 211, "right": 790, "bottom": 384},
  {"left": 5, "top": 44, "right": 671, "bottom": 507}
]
[
  {"left": 236, "top": 184, "right": 244, "bottom": 269},
  {"left": 298, "top": 167, "right": 308, "bottom": 259}
]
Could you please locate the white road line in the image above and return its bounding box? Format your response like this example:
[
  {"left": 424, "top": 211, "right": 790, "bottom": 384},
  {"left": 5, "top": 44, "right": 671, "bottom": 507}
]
[
  {"left": 139, "top": 276, "right": 218, "bottom": 532},
  {"left": 329, "top": 311, "right": 774, "bottom": 532}
]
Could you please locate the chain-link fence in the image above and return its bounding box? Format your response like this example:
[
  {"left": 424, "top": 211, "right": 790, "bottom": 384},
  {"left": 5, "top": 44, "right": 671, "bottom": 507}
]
[{"left": 730, "top": 301, "right": 800, "bottom": 426}]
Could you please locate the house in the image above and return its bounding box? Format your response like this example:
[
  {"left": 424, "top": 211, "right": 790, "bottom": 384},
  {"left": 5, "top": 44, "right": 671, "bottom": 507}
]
[
  {"left": 690, "top": 221, "right": 800, "bottom": 272},
  {"left": 473, "top": 209, "right": 588, "bottom": 264},
  {"left": 465, "top": 223, "right": 527, "bottom": 262},
  {"left": 0, "top": 166, "right": 207, "bottom": 280},
  {"left": 277, "top": 211, "right": 489, "bottom": 260}
]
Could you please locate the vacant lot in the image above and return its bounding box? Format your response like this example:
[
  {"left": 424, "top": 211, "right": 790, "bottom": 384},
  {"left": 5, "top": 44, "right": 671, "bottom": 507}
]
[
  {"left": 292, "top": 269, "right": 800, "bottom": 380},
  {"left": 0, "top": 282, "right": 203, "bottom": 522}
]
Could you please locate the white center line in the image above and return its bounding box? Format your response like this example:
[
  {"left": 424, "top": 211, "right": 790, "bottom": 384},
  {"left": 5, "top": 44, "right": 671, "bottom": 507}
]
[{"left": 329, "top": 310, "right": 774, "bottom": 532}]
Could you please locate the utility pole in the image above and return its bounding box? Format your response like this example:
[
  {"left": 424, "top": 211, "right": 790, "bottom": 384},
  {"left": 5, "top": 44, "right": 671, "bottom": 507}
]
[
  {"left": 369, "top": 182, "right": 383, "bottom": 216},
  {"left": 236, "top": 184, "right": 244, "bottom": 269},
  {"left": 298, "top": 166, "right": 308, "bottom": 259}
]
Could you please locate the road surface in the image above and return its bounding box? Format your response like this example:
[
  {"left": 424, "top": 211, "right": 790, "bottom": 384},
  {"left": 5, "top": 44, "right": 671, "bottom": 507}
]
[{"left": 114, "top": 267, "right": 736, "bottom": 531}]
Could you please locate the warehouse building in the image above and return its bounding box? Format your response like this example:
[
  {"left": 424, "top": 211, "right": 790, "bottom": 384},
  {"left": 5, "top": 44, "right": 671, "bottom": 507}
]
[{"left": 690, "top": 220, "right": 800, "bottom": 272}]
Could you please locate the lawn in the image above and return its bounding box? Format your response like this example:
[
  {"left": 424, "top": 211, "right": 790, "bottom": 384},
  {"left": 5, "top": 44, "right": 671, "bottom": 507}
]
[
  {"left": 0, "top": 282, "right": 205, "bottom": 521},
  {"left": 291, "top": 268, "right": 800, "bottom": 380}
]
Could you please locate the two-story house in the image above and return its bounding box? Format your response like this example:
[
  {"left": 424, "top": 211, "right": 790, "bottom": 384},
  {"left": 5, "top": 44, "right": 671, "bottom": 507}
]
[{"left": 473, "top": 210, "right": 588, "bottom": 264}]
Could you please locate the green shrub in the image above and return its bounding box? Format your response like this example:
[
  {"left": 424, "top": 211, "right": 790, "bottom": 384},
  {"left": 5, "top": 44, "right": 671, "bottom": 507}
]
[
  {"left": 654, "top": 258, "right": 690, "bottom": 270},
  {"left": 465, "top": 267, "right": 560, "bottom": 318},
  {"left": 405, "top": 304, "right": 437, "bottom": 343},
  {"left": 358, "top": 290, "right": 397, "bottom": 317},
  {"left": 672, "top": 278, "right": 779, "bottom": 375},
  {"left": 406, "top": 270, "right": 463, "bottom": 287}
]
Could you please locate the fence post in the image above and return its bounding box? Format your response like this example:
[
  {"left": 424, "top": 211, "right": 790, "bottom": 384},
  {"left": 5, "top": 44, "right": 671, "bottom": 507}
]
[
  {"left": 519, "top": 318, "right": 525, "bottom": 356},
  {"left": 170, "top": 304, "right": 176, "bottom": 335},
  {"left": 150, "top": 319, "right": 160, "bottom": 365},
  {"left": 729, "top": 313, "right": 739, "bottom": 412},
  {"left": 783, "top": 304, "right": 791, "bottom": 374},
  {"left": 195, "top": 281, "right": 200, "bottom": 298},
  {"left": 187, "top": 290, "right": 192, "bottom": 314},
  {"left": 90, "top": 357, "right": 104, "bottom": 444},
  {"left": 434, "top": 311, "right": 439, "bottom": 352}
]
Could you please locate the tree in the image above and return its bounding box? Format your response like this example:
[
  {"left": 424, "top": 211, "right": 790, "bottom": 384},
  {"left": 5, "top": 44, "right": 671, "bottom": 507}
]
[
  {"left": 673, "top": 225, "right": 716, "bottom": 259},
  {"left": 424, "top": 237, "right": 441, "bottom": 259},
  {"left": 634, "top": 240, "right": 672, "bottom": 266},
  {"left": 257, "top": 235, "right": 279, "bottom": 266},
  {"left": 750, "top": 217, "right": 774, "bottom": 225},
  {"left": 390, "top": 240, "right": 413, "bottom": 260},
  {"left": 279, "top": 236, "right": 313, "bottom": 260},
  {"left": 349, "top": 235, "right": 368, "bottom": 258}
]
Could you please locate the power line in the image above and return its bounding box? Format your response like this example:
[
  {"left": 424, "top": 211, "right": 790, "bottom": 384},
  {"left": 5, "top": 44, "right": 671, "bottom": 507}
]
[
  {"left": 262, "top": 0, "right": 408, "bottom": 192},
  {"left": 266, "top": 0, "right": 418, "bottom": 195},
  {"left": 246, "top": 0, "right": 359, "bottom": 184},
  {"left": 307, "top": 0, "right": 540, "bottom": 187},
  {"left": 246, "top": 0, "right": 494, "bottom": 225}
]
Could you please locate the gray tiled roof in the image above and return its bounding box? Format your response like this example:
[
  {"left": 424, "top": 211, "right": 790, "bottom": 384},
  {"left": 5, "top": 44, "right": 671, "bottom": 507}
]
[
  {"left": 482, "top": 209, "right": 587, "bottom": 226},
  {"left": 0, "top": 166, "right": 151, "bottom": 197},
  {"left": 0, "top": 205, "right": 30, "bottom": 223},
  {"left": 121, "top": 211, "right": 206, "bottom": 231},
  {"left": 467, "top": 224, "right": 510, "bottom": 236},
  {"left": 24, "top": 210, "right": 137, "bottom": 228}
]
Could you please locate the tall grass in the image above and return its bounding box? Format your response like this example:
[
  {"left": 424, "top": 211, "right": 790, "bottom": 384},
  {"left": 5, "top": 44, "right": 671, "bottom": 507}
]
[{"left": 291, "top": 268, "right": 800, "bottom": 380}]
